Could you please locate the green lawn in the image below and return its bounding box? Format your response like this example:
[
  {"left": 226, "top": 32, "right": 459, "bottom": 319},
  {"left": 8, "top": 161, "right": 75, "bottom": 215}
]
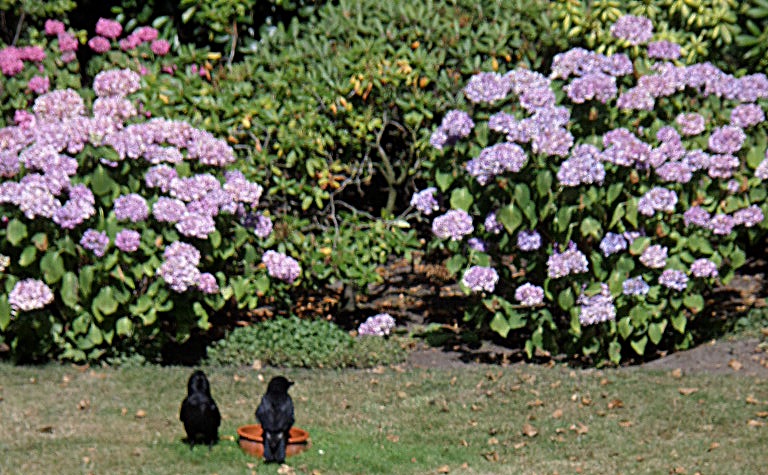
[{"left": 1, "top": 362, "right": 767, "bottom": 474}]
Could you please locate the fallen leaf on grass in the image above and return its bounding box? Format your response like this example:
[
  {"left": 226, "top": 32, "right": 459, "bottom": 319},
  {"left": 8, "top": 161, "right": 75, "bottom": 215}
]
[
  {"left": 599, "top": 378, "right": 610, "bottom": 386},
  {"left": 608, "top": 399, "right": 624, "bottom": 410},
  {"left": 678, "top": 387, "right": 699, "bottom": 396},
  {"left": 745, "top": 395, "right": 762, "bottom": 405},
  {"left": 522, "top": 423, "right": 538, "bottom": 437},
  {"left": 756, "top": 411, "right": 768, "bottom": 418},
  {"left": 221, "top": 435, "right": 235, "bottom": 442},
  {"left": 747, "top": 419, "right": 765, "bottom": 427},
  {"left": 78, "top": 399, "right": 90, "bottom": 411},
  {"left": 233, "top": 374, "right": 246, "bottom": 382},
  {"left": 670, "top": 368, "right": 683, "bottom": 379},
  {"left": 487, "top": 437, "right": 499, "bottom": 445},
  {"left": 670, "top": 467, "right": 686, "bottom": 474},
  {"left": 708, "top": 442, "right": 720, "bottom": 451},
  {"left": 38, "top": 425, "right": 54, "bottom": 433},
  {"left": 552, "top": 408, "right": 564, "bottom": 419},
  {"left": 581, "top": 396, "right": 592, "bottom": 406},
  {"left": 728, "top": 359, "right": 743, "bottom": 371},
  {"left": 619, "top": 420, "right": 633, "bottom": 428},
  {"left": 483, "top": 451, "right": 499, "bottom": 462},
  {"left": 121, "top": 407, "right": 127, "bottom": 416},
  {"left": 135, "top": 409, "right": 147, "bottom": 419},
  {"left": 513, "top": 441, "right": 527, "bottom": 449},
  {"left": 396, "top": 391, "right": 407, "bottom": 399},
  {"left": 527, "top": 399, "right": 544, "bottom": 407},
  {"left": 386, "top": 434, "right": 399, "bottom": 443},
  {"left": 570, "top": 423, "right": 589, "bottom": 435},
  {"left": 437, "top": 464, "right": 450, "bottom": 473},
  {"left": 277, "top": 464, "right": 295, "bottom": 475}
]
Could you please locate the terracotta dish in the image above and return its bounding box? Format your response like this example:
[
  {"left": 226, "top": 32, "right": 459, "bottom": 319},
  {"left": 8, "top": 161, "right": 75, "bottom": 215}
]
[{"left": 236, "top": 424, "right": 310, "bottom": 458}]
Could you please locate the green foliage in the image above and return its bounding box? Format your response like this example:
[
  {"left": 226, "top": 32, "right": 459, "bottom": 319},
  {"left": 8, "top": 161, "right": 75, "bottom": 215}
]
[{"left": 205, "top": 316, "right": 407, "bottom": 368}]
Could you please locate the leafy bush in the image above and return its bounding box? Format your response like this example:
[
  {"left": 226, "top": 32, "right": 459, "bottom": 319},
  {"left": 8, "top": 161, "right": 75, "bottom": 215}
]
[
  {"left": 205, "top": 315, "right": 408, "bottom": 368},
  {"left": 413, "top": 14, "right": 768, "bottom": 363},
  {"left": 0, "top": 19, "right": 310, "bottom": 362}
]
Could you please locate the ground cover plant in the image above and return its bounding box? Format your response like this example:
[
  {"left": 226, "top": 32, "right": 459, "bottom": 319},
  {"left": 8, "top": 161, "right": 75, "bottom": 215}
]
[
  {"left": 415, "top": 14, "right": 768, "bottom": 363},
  {"left": 1, "top": 362, "right": 767, "bottom": 474}
]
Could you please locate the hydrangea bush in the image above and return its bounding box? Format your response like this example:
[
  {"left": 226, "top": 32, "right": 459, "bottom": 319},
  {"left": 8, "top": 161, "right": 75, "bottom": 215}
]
[
  {"left": 0, "top": 46, "right": 302, "bottom": 362},
  {"left": 417, "top": 15, "right": 768, "bottom": 363}
]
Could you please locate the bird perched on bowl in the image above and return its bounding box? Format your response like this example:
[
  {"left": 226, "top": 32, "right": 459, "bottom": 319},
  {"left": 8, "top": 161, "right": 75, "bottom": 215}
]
[
  {"left": 256, "top": 376, "right": 295, "bottom": 463},
  {"left": 180, "top": 370, "right": 221, "bottom": 449}
]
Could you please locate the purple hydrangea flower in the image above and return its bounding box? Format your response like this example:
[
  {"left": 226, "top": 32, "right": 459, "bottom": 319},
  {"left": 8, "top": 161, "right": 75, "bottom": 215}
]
[
  {"left": 616, "top": 87, "right": 655, "bottom": 110},
  {"left": 8, "top": 278, "right": 54, "bottom": 312},
  {"left": 33, "top": 89, "right": 85, "bottom": 119},
  {"left": 53, "top": 185, "right": 96, "bottom": 229},
  {"left": 622, "top": 276, "right": 650, "bottom": 296},
  {"left": 150, "top": 39, "right": 170, "bottom": 56},
  {"left": 358, "top": 313, "right": 396, "bottom": 336},
  {"left": 600, "top": 232, "right": 628, "bottom": 257},
  {"left": 115, "top": 229, "right": 141, "bottom": 252},
  {"left": 410, "top": 187, "right": 439, "bottom": 215},
  {"left": 463, "top": 72, "right": 510, "bottom": 104},
  {"left": 144, "top": 165, "right": 178, "bottom": 192},
  {"left": 659, "top": 269, "right": 688, "bottom": 291},
  {"left": 252, "top": 213, "right": 273, "bottom": 238},
  {"left": 683, "top": 206, "right": 711, "bottom": 227},
  {"left": 484, "top": 211, "right": 502, "bottom": 234},
  {"left": 690, "top": 258, "right": 718, "bottom": 278},
  {"left": 176, "top": 212, "right": 216, "bottom": 239},
  {"left": 565, "top": 73, "right": 618, "bottom": 103},
  {"left": 517, "top": 230, "right": 541, "bottom": 251},
  {"left": 708, "top": 214, "right": 735, "bottom": 235},
  {"left": 95, "top": 18, "right": 122, "bottom": 39},
  {"left": 547, "top": 241, "right": 589, "bottom": 279},
  {"left": 637, "top": 187, "right": 678, "bottom": 216},
  {"left": 578, "top": 284, "right": 616, "bottom": 325},
  {"left": 197, "top": 273, "right": 219, "bottom": 294},
  {"left": 88, "top": 36, "right": 111, "bottom": 54},
  {"left": 262, "top": 250, "right": 301, "bottom": 283},
  {"left": 708, "top": 126, "right": 746, "bottom": 154},
  {"left": 93, "top": 68, "right": 141, "bottom": 97},
  {"left": 157, "top": 241, "right": 201, "bottom": 292},
  {"left": 467, "top": 237, "right": 486, "bottom": 252},
  {"left": 610, "top": 15, "right": 653, "bottom": 45},
  {"left": 531, "top": 127, "right": 573, "bottom": 157},
  {"left": 655, "top": 161, "right": 692, "bottom": 183},
  {"left": 601, "top": 128, "right": 651, "bottom": 166},
  {"left": 639, "top": 244, "right": 668, "bottom": 268},
  {"left": 730, "top": 104, "right": 765, "bottom": 128},
  {"left": 170, "top": 174, "right": 221, "bottom": 202},
  {"left": 135, "top": 26, "right": 159, "bottom": 42},
  {"left": 28, "top": 76, "right": 50, "bottom": 94},
  {"left": 557, "top": 144, "right": 605, "bottom": 186},
  {"left": 80, "top": 229, "right": 109, "bottom": 257},
  {"left": 152, "top": 197, "right": 186, "bottom": 223},
  {"left": 113, "top": 193, "right": 149, "bottom": 222},
  {"left": 515, "top": 283, "right": 544, "bottom": 307},
  {"left": 675, "top": 113, "right": 706, "bottom": 136},
  {"left": 647, "top": 40, "right": 681, "bottom": 60},
  {"left": 733, "top": 205, "right": 764, "bottom": 227},
  {"left": 466, "top": 143, "right": 528, "bottom": 185},
  {"left": 757, "top": 157, "right": 768, "bottom": 180},
  {"left": 223, "top": 170, "right": 263, "bottom": 206},
  {"left": 432, "top": 209, "right": 473, "bottom": 241},
  {"left": 430, "top": 110, "right": 475, "bottom": 150},
  {"left": 44, "top": 19, "right": 65, "bottom": 36},
  {"left": 461, "top": 266, "right": 499, "bottom": 293}
]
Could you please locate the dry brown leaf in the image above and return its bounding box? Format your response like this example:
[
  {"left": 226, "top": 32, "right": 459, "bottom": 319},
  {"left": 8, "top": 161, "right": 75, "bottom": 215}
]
[
  {"left": 121, "top": 407, "right": 128, "bottom": 416},
  {"left": 756, "top": 411, "right": 768, "bottom": 418},
  {"left": 397, "top": 391, "right": 407, "bottom": 399},
  {"left": 371, "top": 366, "right": 385, "bottom": 374},
  {"left": 522, "top": 423, "right": 538, "bottom": 437},
  {"left": 748, "top": 419, "right": 765, "bottom": 427},
  {"left": 528, "top": 399, "right": 544, "bottom": 407},
  {"left": 581, "top": 396, "right": 592, "bottom": 406},
  {"left": 459, "top": 439, "right": 468, "bottom": 447},
  {"left": 78, "top": 399, "right": 90, "bottom": 411},
  {"left": 746, "top": 395, "right": 762, "bottom": 405},
  {"left": 251, "top": 359, "right": 263, "bottom": 370},
  {"left": 760, "top": 328, "right": 768, "bottom": 337},
  {"left": 728, "top": 359, "right": 743, "bottom": 371},
  {"left": 487, "top": 437, "right": 499, "bottom": 445},
  {"left": 135, "top": 409, "right": 147, "bottom": 419},
  {"left": 570, "top": 422, "right": 589, "bottom": 435},
  {"left": 608, "top": 399, "right": 624, "bottom": 410},
  {"left": 708, "top": 442, "right": 720, "bottom": 451},
  {"left": 277, "top": 465, "right": 296, "bottom": 475},
  {"left": 552, "top": 408, "right": 564, "bottom": 419},
  {"left": 513, "top": 441, "right": 527, "bottom": 449},
  {"left": 619, "top": 420, "right": 633, "bottom": 428},
  {"left": 678, "top": 387, "right": 699, "bottom": 396},
  {"left": 670, "top": 467, "right": 686, "bottom": 474},
  {"left": 386, "top": 434, "right": 399, "bottom": 443},
  {"left": 437, "top": 465, "right": 450, "bottom": 474},
  {"left": 450, "top": 376, "right": 457, "bottom": 386},
  {"left": 599, "top": 378, "right": 610, "bottom": 386},
  {"left": 670, "top": 368, "right": 683, "bottom": 379},
  {"left": 483, "top": 451, "right": 499, "bottom": 462},
  {"left": 38, "top": 425, "right": 54, "bottom": 433},
  {"left": 221, "top": 435, "right": 235, "bottom": 442}
]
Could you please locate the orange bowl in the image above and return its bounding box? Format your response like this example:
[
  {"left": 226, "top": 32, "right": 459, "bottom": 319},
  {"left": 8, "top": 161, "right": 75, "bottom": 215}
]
[{"left": 237, "top": 425, "right": 310, "bottom": 458}]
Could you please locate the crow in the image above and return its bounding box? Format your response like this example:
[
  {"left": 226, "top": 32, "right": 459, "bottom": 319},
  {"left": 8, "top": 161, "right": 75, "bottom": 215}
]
[
  {"left": 179, "top": 370, "right": 221, "bottom": 449},
  {"left": 256, "top": 376, "right": 295, "bottom": 463}
]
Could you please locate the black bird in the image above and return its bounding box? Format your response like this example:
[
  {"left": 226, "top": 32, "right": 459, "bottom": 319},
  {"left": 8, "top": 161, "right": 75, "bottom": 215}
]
[
  {"left": 256, "top": 376, "right": 295, "bottom": 463},
  {"left": 179, "top": 370, "right": 221, "bottom": 449}
]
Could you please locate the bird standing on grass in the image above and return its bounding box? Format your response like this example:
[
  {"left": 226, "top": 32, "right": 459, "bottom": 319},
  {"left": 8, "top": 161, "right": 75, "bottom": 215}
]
[
  {"left": 256, "top": 376, "right": 295, "bottom": 463},
  {"left": 180, "top": 370, "right": 221, "bottom": 449}
]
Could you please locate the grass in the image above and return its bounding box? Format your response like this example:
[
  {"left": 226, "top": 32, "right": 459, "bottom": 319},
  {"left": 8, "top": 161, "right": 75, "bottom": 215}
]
[{"left": 1, "top": 362, "right": 767, "bottom": 475}]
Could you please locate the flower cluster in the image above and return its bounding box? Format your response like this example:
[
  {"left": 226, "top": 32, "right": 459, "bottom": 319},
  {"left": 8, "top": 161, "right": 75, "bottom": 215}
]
[
  {"left": 466, "top": 143, "right": 528, "bottom": 185},
  {"left": 8, "top": 279, "right": 54, "bottom": 312},
  {"left": 432, "top": 209, "right": 473, "bottom": 241},
  {"left": 622, "top": 276, "right": 650, "bottom": 296},
  {"left": 547, "top": 242, "right": 589, "bottom": 279},
  {"left": 515, "top": 283, "right": 544, "bottom": 307},
  {"left": 639, "top": 244, "right": 668, "bottom": 269},
  {"left": 517, "top": 230, "right": 541, "bottom": 251},
  {"left": 358, "top": 313, "right": 396, "bottom": 337},
  {"left": 410, "top": 187, "right": 439, "bottom": 215},
  {"left": 578, "top": 284, "right": 616, "bottom": 325},
  {"left": 262, "top": 250, "right": 301, "bottom": 284},
  {"left": 659, "top": 269, "right": 688, "bottom": 291},
  {"left": 610, "top": 15, "right": 653, "bottom": 45},
  {"left": 599, "top": 232, "right": 628, "bottom": 257},
  {"left": 430, "top": 110, "right": 475, "bottom": 150},
  {"left": 637, "top": 187, "right": 678, "bottom": 216},
  {"left": 157, "top": 242, "right": 203, "bottom": 293},
  {"left": 461, "top": 266, "right": 499, "bottom": 293}
]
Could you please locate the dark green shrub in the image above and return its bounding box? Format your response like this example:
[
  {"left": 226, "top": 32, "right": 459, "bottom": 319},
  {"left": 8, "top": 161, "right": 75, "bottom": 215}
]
[{"left": 205, "top": 316, "right": 408, "bottom": 368}]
